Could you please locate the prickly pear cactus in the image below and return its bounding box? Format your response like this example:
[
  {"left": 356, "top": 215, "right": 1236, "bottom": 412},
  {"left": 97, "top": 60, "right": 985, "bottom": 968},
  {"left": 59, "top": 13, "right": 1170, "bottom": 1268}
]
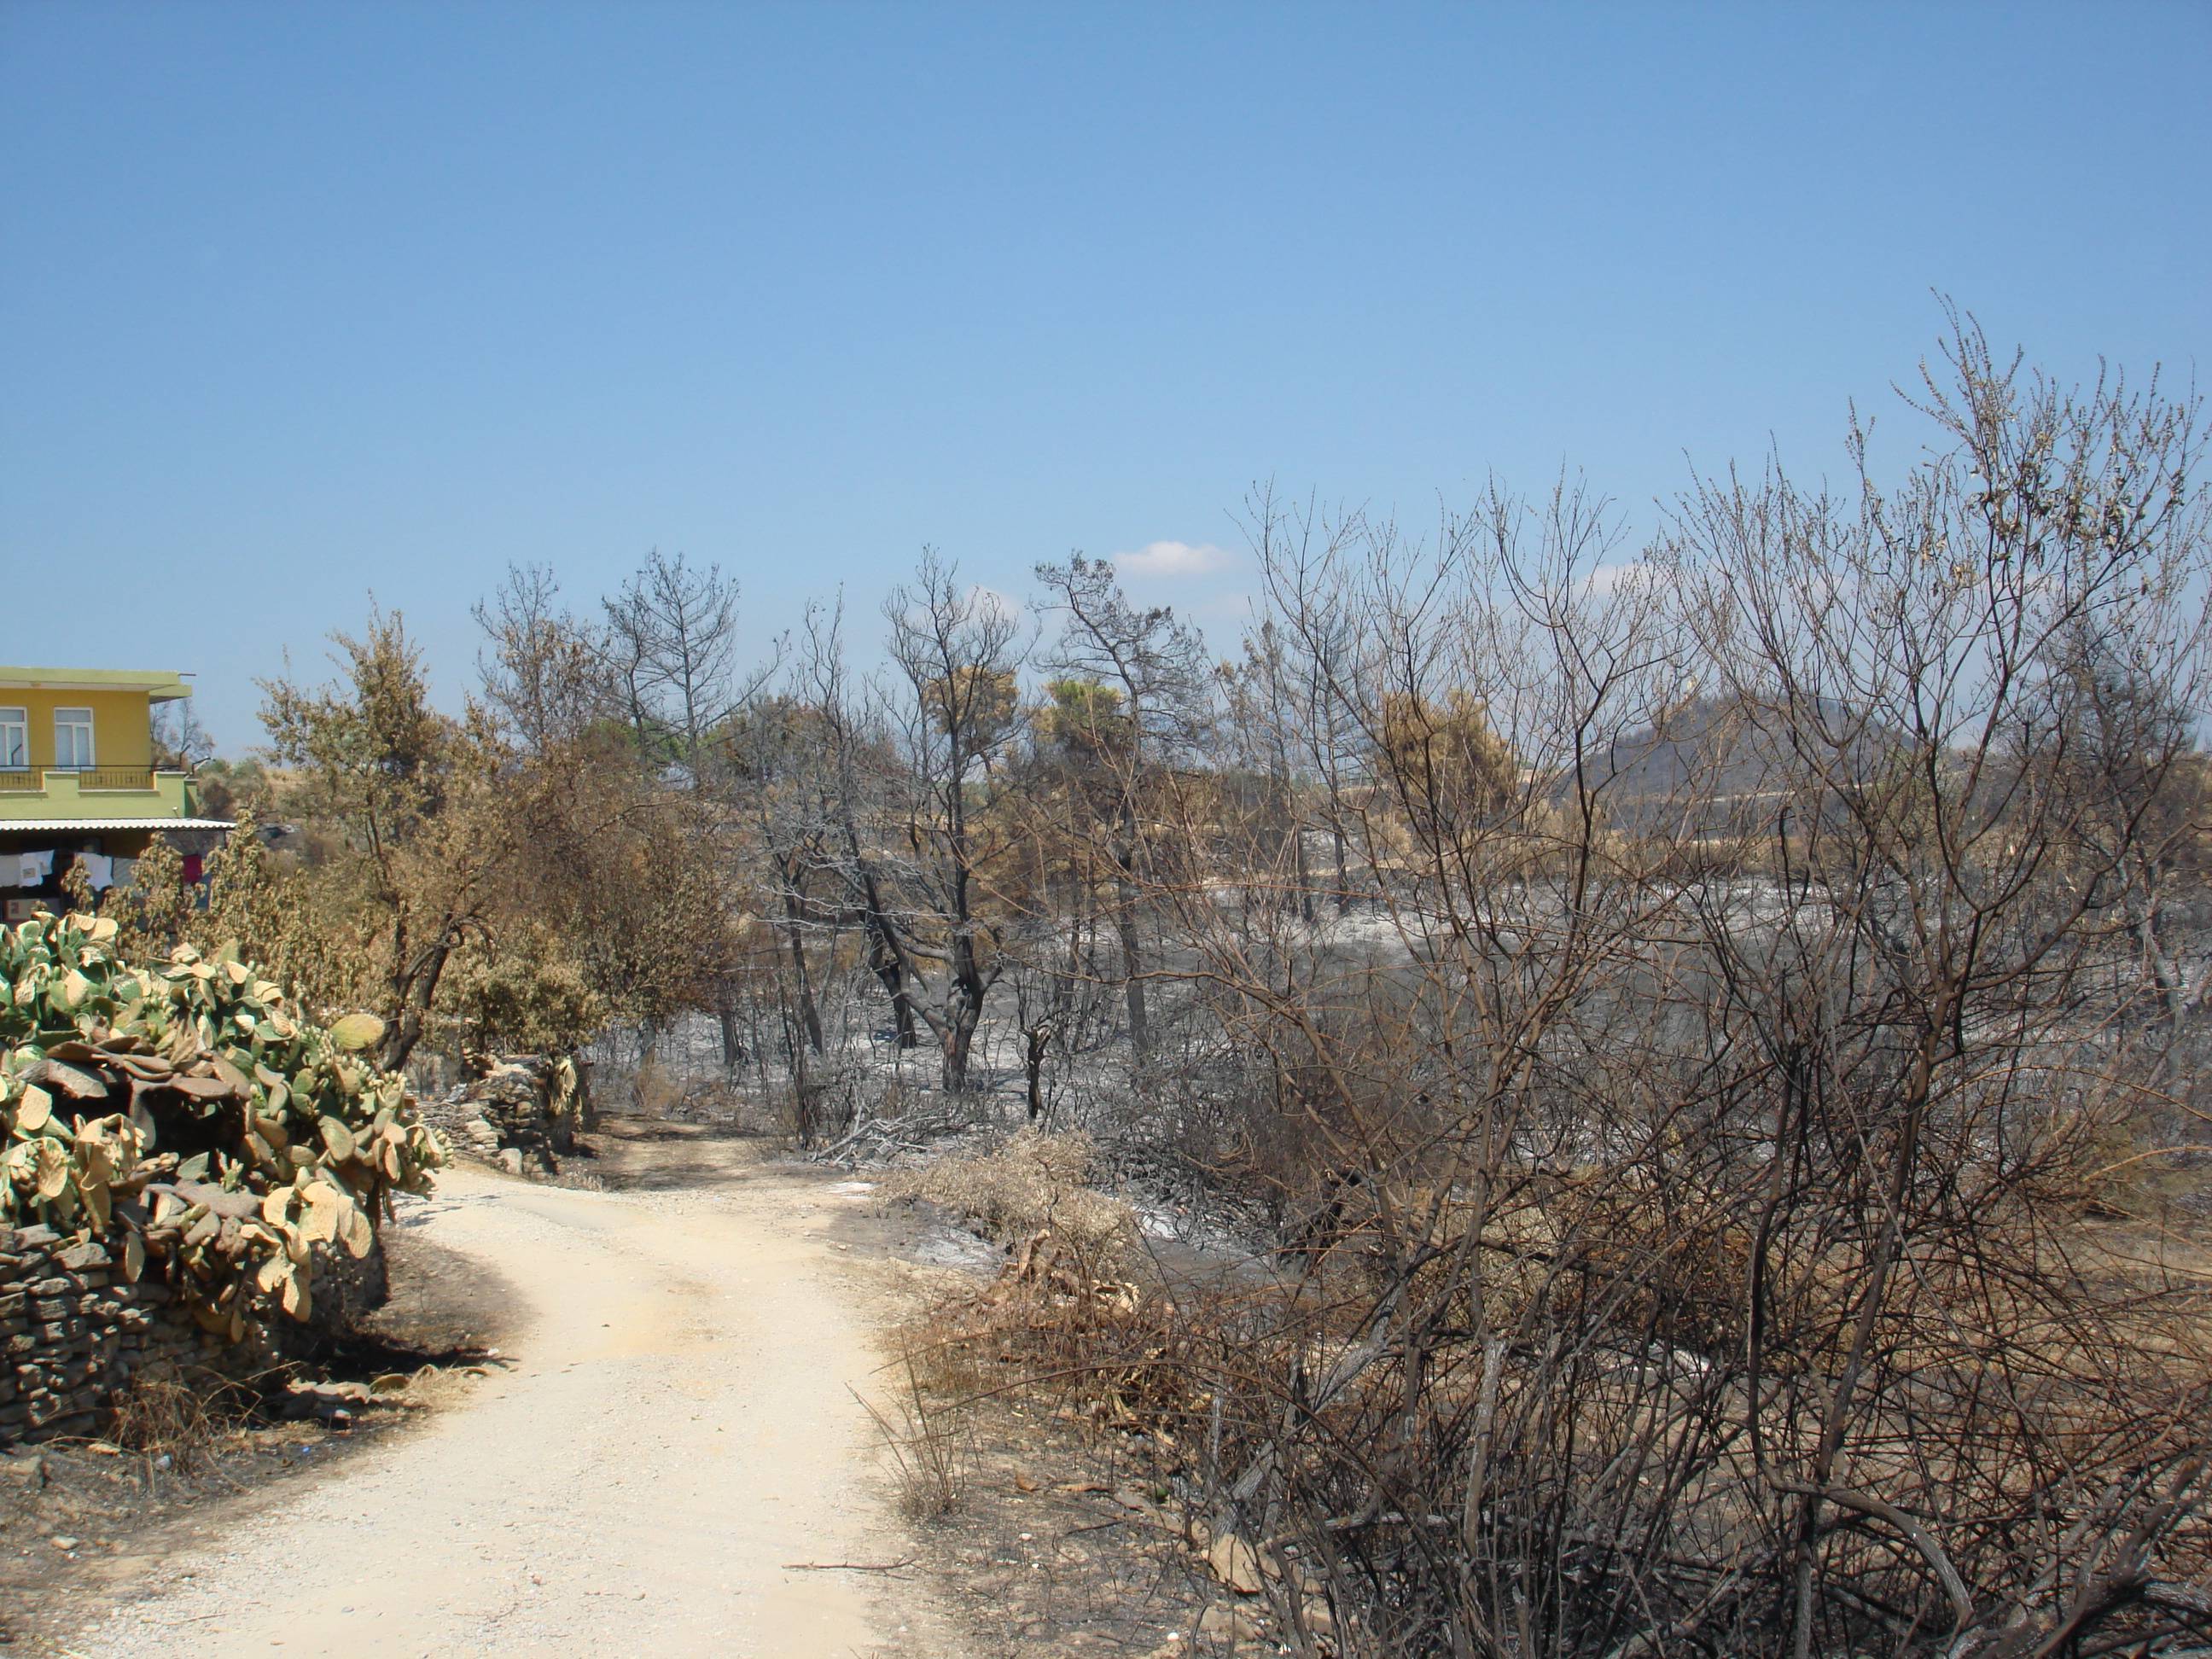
[{"left": 0, "top": 910, "right": 443, "bottom": 1340}]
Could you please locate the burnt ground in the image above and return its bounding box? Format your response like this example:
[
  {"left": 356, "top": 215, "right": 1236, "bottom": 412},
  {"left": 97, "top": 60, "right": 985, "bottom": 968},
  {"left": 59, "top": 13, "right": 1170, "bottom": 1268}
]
[
  {"left": 904, "top": 1401, "right": 1277, "bottom": 1658},
  {"left": 0, "top": 1223, "right": 515, "bottom": 1657},
  {"left": 819, "top": 1180, "right": 1279, "bottom": 1658}
]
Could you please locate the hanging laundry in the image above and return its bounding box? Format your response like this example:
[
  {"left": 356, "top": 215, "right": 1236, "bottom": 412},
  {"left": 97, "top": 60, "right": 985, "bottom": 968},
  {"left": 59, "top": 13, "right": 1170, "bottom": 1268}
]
[
  {"left": 181, "top": 853, "right": 204, "bottom": 883},
  {"left": 79, "top": 853, "right": 114, "bottom": 892},
  {"left": 18, "top": 851, "right": 54, "bottom": 887}
]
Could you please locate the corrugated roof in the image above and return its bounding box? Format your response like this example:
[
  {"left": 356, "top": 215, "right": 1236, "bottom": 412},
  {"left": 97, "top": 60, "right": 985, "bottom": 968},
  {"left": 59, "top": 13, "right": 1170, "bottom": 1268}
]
[{"left": 0, "top": 818, "right": 235, "bottom": 832}]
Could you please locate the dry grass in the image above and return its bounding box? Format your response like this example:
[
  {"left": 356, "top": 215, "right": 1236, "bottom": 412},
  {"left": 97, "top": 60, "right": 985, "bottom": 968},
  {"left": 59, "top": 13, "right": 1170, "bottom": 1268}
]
[
  {"left": 870, "top": 1137, "right": 1161, "bottom": 1522},
  {"left": 857, "top": 1343, "right": 978, "bottom": 1519},
  {"left": 106, "top": 1371, "right": 262, "bottom": 1485}
]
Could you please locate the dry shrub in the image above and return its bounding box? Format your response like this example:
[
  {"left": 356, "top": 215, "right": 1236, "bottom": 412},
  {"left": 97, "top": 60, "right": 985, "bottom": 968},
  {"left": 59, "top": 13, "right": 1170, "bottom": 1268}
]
[
  {"left": 629, "top": 1054, "right": 684, "bottom": 1117},
  {"left": 906, "top": 1201, "right": 1290, "bottom": 1505},
  {"left": 886, "top": 1129, "right": 1140, "bottom": 1279},
  {"left": 901, "top": 1113, "right": 2212, "bottom": 1658},
  {"left": 884, "top": 1132, "right": 1184, "bottom": 1487},
  {"left": 107, "top": 1372, "right": 256, "bottom": 1479}
]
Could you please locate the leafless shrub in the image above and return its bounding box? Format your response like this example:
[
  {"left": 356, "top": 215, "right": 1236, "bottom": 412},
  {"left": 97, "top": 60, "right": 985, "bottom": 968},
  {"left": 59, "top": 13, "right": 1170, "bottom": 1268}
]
[{"left": 1070, "top": 314, "right": 2212, "bottom": 1656}]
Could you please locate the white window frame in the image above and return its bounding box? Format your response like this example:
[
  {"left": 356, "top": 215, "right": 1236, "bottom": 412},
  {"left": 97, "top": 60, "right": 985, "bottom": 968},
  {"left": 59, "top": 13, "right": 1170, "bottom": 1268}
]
[
  {"left": 0, "top": 707, "right": 25, "bottom": 770},
  {"left": 54, "top": 707, "right": 95, "bottom": 770}
]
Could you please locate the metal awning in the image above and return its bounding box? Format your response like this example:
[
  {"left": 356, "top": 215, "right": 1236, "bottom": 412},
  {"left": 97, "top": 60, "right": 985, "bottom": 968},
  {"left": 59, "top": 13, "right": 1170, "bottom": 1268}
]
[
  {"left": 0, "top": 667, "right": 194, "bottom": 702},
  {"left": 0, "top": 818, "right": 236, "bottom": 833}
]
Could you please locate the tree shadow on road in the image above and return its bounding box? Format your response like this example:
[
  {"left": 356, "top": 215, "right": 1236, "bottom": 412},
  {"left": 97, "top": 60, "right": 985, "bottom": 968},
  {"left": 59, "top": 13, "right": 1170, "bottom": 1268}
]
[{"left": 570, "top": 1112, "right": 788, "bottom": 1195}]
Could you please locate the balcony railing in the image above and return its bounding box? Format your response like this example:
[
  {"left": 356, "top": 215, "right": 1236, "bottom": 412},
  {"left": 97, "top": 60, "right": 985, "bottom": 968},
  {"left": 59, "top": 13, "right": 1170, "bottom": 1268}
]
[
  {"left": 0, "top": 769, "right": 196, "bottom": 819},
  {"left": 73, "top": 767, "right": 159, "bottom": 792},
  {"left": 1, "top": 767, "right": 160, "bottom": 792}
]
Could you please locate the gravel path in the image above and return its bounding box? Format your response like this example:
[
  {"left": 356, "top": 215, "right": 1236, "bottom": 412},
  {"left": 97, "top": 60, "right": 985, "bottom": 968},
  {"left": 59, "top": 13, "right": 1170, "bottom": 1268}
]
[{"left": 84, "top": 1144, "right": 961, "bottom": 1657}]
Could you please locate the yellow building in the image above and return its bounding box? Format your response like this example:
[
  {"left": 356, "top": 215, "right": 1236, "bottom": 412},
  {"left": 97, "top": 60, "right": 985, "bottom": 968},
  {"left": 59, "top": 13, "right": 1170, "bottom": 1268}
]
[{"left": 0, "top": 666, "right": 233, "bottom": 919}]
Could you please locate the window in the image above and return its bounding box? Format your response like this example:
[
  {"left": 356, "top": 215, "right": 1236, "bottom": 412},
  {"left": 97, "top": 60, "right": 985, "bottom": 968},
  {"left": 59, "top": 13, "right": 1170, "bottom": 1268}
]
[
  {"left": 54, "top": 708, "right": 94, "bottom": 770},
  {"left": 0, "top": 708, "right": 24, "bottom": 769}
]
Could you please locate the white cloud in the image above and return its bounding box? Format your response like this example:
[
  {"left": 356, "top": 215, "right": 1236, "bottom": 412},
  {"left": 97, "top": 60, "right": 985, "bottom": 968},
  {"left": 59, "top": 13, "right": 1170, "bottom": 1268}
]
[
  {"left": 966, "top": 583, "right": 1022, "bottom": 622},
  {"left": 1583, "top": 561, "right": 1650, "bottom": 597},
  {"left": 1113, "top": 539, "right": 1231, "bottom": 579}
]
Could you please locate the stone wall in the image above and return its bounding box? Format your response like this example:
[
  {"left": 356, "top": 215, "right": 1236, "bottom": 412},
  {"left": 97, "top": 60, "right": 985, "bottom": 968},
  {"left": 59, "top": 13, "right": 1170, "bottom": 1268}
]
[
  {"left": 0, "top": 1225, "right": 253, "bottom": 1447},
  {"left": 419, "top": 1054, "right": 585, "bottom": 1176}
]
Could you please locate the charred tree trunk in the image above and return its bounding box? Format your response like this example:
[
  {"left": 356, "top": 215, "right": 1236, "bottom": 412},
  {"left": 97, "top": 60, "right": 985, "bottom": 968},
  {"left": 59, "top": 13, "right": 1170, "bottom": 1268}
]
[
  {"left": 715, "top": 987, "right": 745, "bottom": 1070},
  {"left": 1115, "top": 802, "right": 1150, "bottom": 1067},
  {"left": 865, "top": 911, "right": 919, "bottom": 1048},
  {"left": 942, "top": 929, "right": 988, "bottom": 1092},
  {"left": 1023, "top": 1022, "right": 1051, "bottom": 1121},
  {"left": 779, "top": 890, "right": 824, "bottom": 1056}
]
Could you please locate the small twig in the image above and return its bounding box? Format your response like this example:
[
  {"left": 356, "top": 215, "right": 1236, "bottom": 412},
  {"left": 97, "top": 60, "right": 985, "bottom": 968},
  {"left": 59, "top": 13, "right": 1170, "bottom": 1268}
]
[{"left": 783, "top": 1557, "right": 915, "bottom": 1573}]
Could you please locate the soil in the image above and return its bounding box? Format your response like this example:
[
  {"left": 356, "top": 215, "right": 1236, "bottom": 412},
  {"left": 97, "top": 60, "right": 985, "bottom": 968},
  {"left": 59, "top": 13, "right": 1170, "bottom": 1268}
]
[
  {"left": 818, "top": 1184, "right": 1278, "bottom": 1657},
  {"left": 9, "top": 1117, "right": 1266, "bottom": 1657},
  {"left": 0, "top": 1227, "right": 505, "bottom": 1656},
  {"left": 35, "top": 1120, "right": 970, "bottom": 1658},
  {"left": 895, "top": 1402, "right": 1270, "bottom": 1658}
]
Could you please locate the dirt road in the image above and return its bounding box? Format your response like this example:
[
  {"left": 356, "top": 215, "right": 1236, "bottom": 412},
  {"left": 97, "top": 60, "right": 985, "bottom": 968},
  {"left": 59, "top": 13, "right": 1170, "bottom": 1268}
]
[{"left": 83, "top": 1126, "right": 963, "bottom": 1657}]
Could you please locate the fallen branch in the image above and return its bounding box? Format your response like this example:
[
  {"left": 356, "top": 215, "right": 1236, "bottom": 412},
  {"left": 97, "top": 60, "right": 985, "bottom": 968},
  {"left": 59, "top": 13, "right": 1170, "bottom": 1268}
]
[{"left": 781, "top": 1558, "right": 915, "bottom": 1573}]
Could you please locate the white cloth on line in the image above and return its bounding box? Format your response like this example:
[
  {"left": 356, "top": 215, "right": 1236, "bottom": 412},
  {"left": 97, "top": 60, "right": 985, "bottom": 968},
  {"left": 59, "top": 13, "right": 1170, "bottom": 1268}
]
[
  {"left": 79, "top": 853, "right": 114, "bottom": 892},
  {"left": 18, "top": 851, "right": 54, "bottom": 886}
]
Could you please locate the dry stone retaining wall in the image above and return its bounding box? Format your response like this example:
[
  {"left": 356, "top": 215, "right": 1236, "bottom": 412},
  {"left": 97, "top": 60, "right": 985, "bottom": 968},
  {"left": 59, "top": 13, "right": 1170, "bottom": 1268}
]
[
  {"left": 418, "top": 1055, "right": 585, "bottom": 1176},
  {"left": 0, "top": 1224, "right": 259, "bottom": 1447}
]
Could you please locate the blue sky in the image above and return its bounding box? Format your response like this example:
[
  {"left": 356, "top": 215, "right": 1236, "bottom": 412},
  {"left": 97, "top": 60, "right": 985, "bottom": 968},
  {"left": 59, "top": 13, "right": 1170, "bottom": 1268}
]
[{"left": 3, "top": 3, "right": 2207, "bottom": 750}]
